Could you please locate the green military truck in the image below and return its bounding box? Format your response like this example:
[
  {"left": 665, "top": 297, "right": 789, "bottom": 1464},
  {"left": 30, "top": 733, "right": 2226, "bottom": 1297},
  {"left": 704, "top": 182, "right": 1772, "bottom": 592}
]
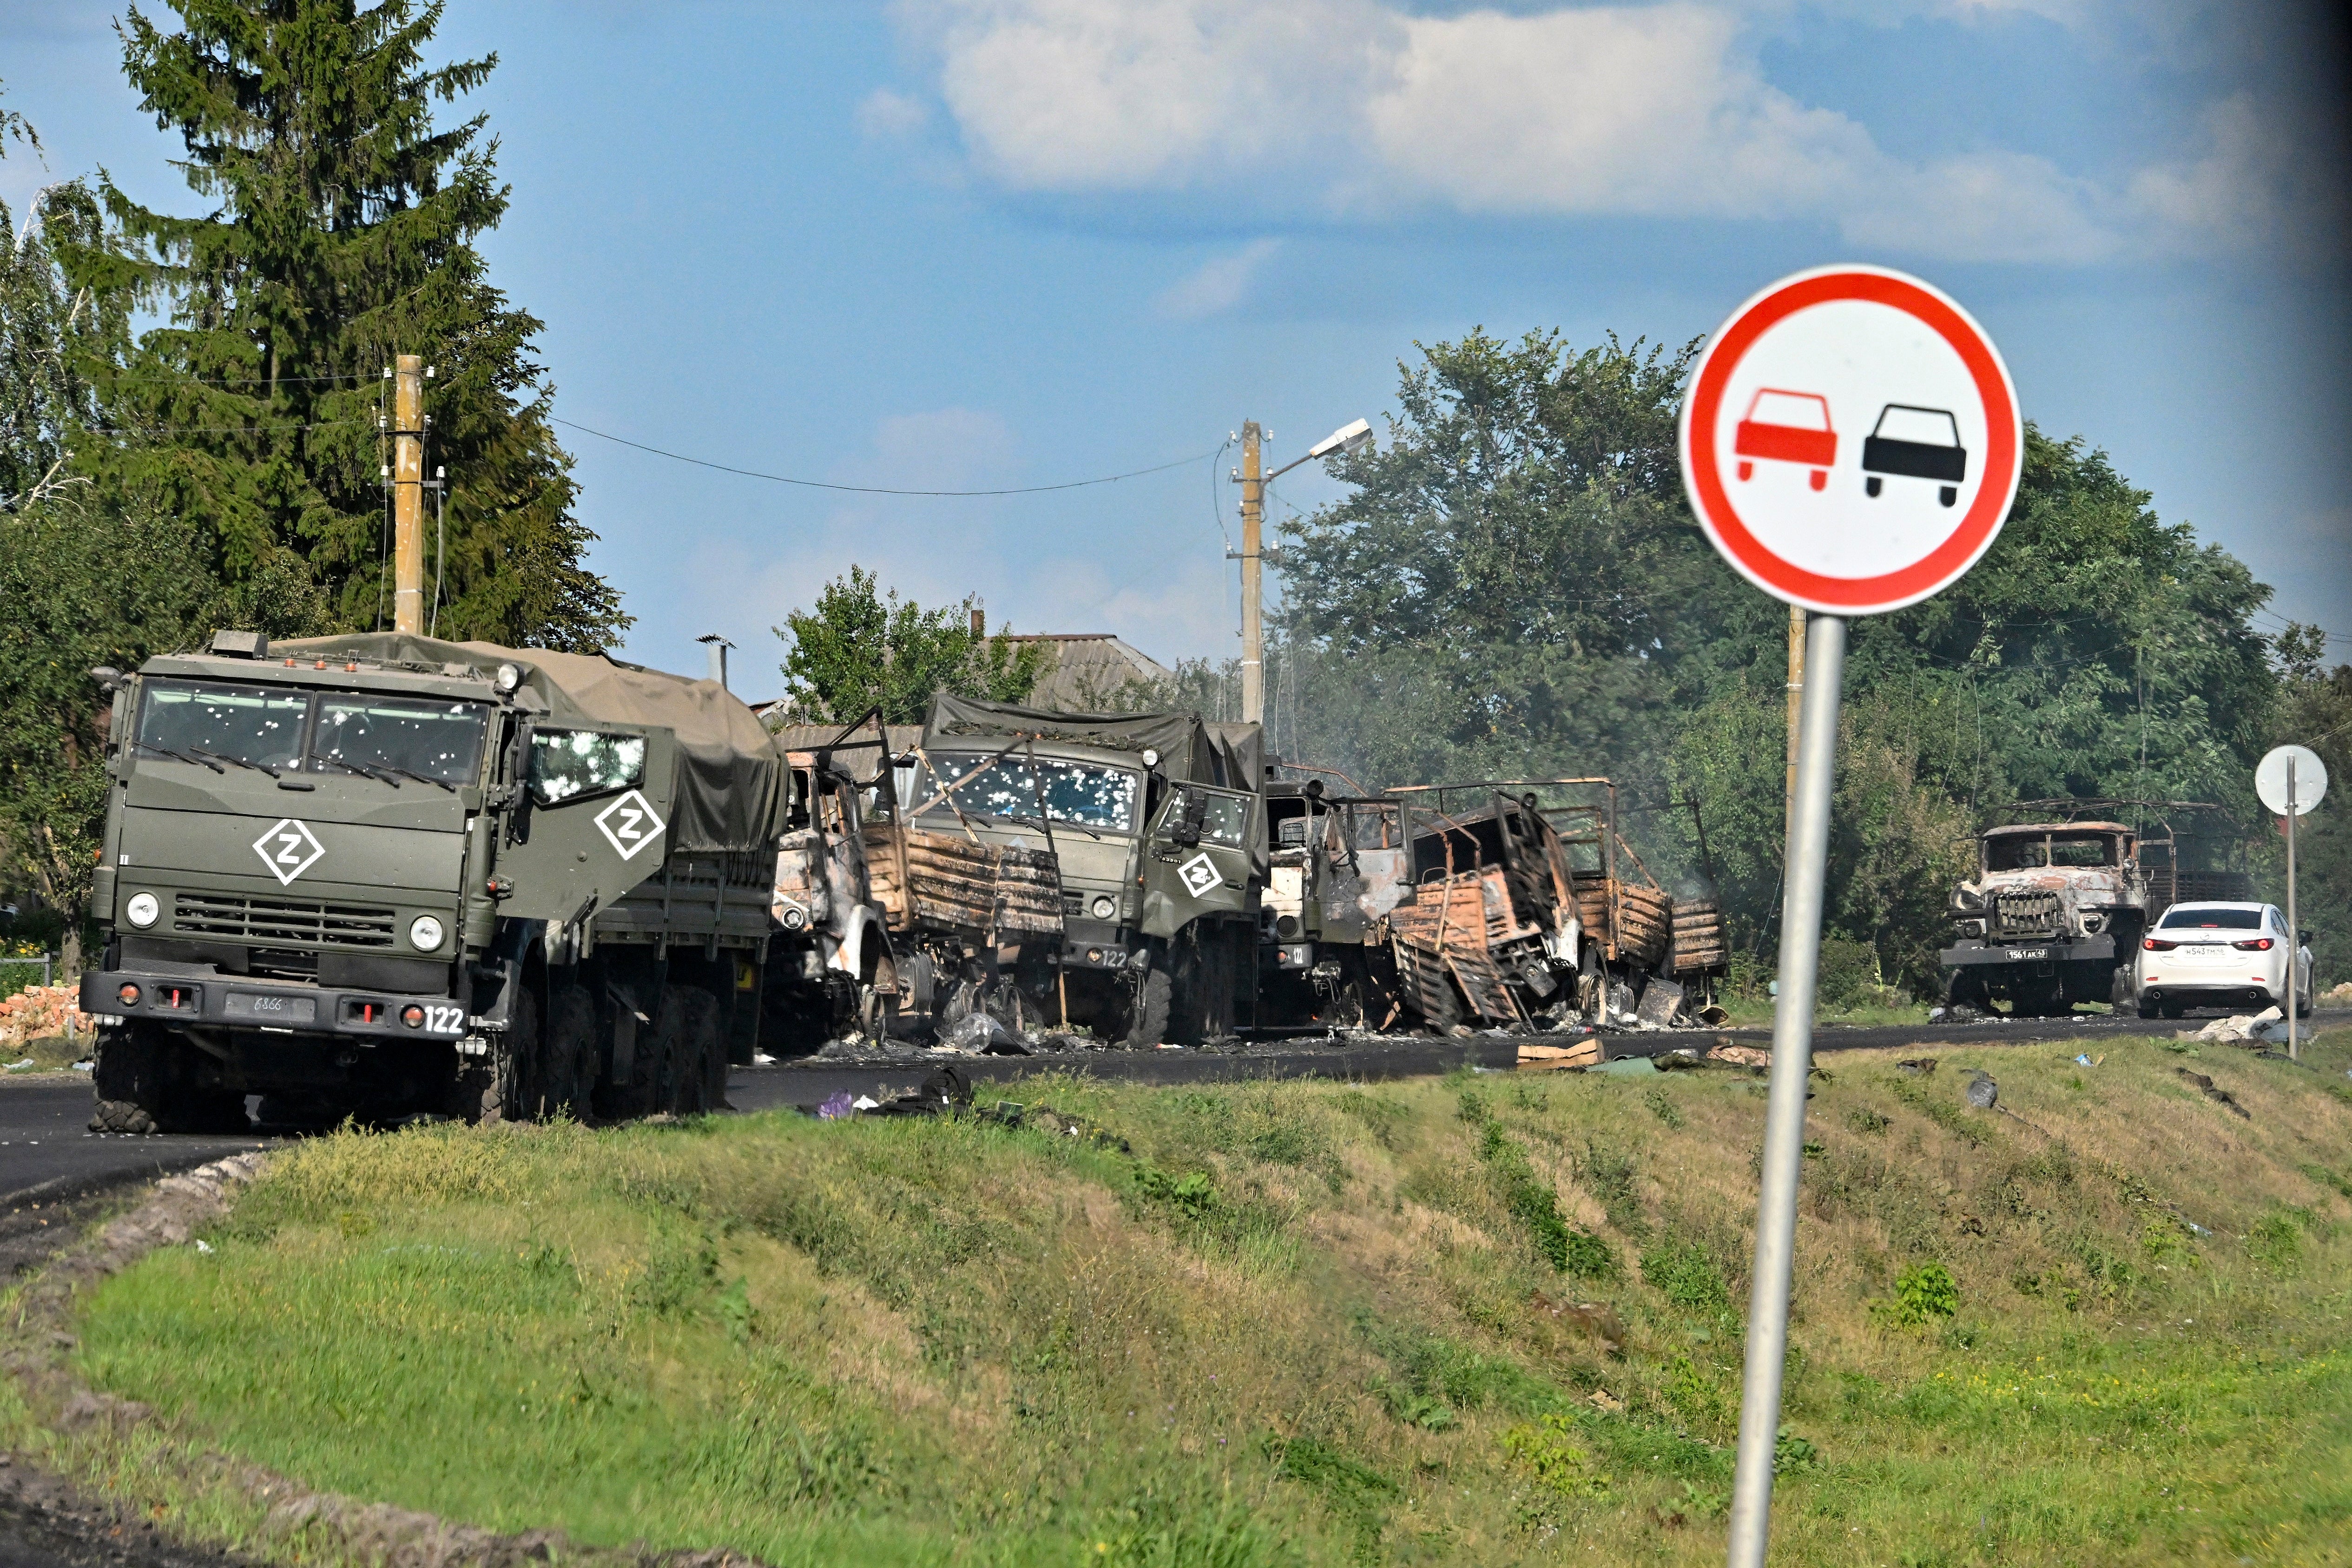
[
  {"left": 876, "top": 696, "right": 1264, "bottom": 1045},
  {"left": 81, "top": 630, "right": 784, "bottom": 1130}
]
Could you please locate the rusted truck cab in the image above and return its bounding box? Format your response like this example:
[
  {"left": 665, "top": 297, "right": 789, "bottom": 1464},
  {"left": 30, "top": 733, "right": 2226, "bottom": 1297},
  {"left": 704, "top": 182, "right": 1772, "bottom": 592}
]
[
  {"left": 1940, "top": 821, "right": 2145, "bottom": 1015},
  {"left": 1258, "top": 783, "right": 1411, "bottom": 1028}
]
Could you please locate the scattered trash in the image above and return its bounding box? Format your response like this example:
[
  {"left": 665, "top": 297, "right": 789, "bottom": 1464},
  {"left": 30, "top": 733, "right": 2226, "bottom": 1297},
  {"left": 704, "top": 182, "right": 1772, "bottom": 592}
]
[
  {"left": 935, "top": 1012, "right": 1031, "bottom": 1056},
  {"left": 1963, "top": 1071, "right": 1998, "bottom": 1109},
  {"left": 817, "top": 1091, "right": 856, "bottom": 1120},
  {"left": 1587, "top": 1388, "right": 1627, "bottom": 1413},
  {"left": 2188, "top": 1007, "right": 2286, "bottom": 1046},
  {"left": 1605, "top": 981, "right": 1639, "bottom": 1023},
  {"left": 70, "top": 1061, "right": 91, "bottom": 1073},
  {"left": 193, "top": 1239, "right": 212, "bottom": 1254},
  {"left": 1654, "top": 1048, "right": 1711, "bottom": 1071},
  {"left": 2073, "top": 1053, "right": 2103, "bottom": 1067},
  {"left": 1708, "top": 1044, "right": 1772, "bottom": 1068},
  {"left": 851, "top": 1094, "right": 881, "bottom": 1111},
  {"left": 1592, "top": 1055, "right": 1661, "bottom": 1077},
  {"left": 1517, "top": 1039, "right": 1601, "bottom": 1072},
  {"left": 1927, "top": 1006, "right": 1947, "bottom": 1022},
  {"left": 751, "top": 1051, "right": 776, "bottom": 1066},
  {"left": 4, "top": 1059, "right": 33, "bottom": 1072},
  {"left": 1897, "top": 1057, "right": 1938, "bottom": 1077},
  {"left": 1943, "top": 1004, "right": 1980, "bottom": 1023},
  {"left": 2176, "top": 1067, "right": 2250, "bottom": 1120},
  {"left": 1696, "top": 1004, "right": 1732, "bottom": 1027}
]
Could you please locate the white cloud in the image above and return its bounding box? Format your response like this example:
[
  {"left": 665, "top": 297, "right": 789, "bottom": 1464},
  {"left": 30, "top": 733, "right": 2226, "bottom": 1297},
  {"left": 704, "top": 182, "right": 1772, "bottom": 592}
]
[
  {"left": 890, "top": 0, "right": 2286, "bottom": 263},
  {"left": 1155, "top": 237, "right": 1282, "bottom": 318},
  {"left": 854, "top": 87, "right": 931, "bottom": 140},
  {"left": 861, "top": 406, "right": 1019, "bottom": 492}
]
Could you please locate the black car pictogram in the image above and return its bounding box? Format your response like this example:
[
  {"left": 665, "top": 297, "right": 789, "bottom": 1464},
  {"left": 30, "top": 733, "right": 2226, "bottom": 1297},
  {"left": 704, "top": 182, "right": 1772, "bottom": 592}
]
[{"left": 1861, "top": 404, "right": 1967, "bottom": 507}]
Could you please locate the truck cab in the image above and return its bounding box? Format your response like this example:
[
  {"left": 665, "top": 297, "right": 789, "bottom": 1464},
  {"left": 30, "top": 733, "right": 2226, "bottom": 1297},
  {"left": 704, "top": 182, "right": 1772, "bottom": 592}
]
[
  {"left": 1940, "top": 821, "right": 2145, "bottom": 1015},
  {"left": 83, "top": 630, "right": 780, "bottom": 1131}
]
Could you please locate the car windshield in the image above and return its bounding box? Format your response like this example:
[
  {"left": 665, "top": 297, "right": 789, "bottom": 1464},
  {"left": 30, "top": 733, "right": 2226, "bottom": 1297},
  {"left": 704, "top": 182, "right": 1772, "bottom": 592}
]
[
  {"left": 317, "top": 694, "right": 488, "bottom": 784},
  {"left": 924, "top": 752, "right": 1140, "bottom": 834},
  {"left": 133, "top": 679, "right": 488, "bottom": 785},
  {"left": 2159, "top": 907, "right": 2261, "bottom": 930},
  {"left": 138, "top": 680, "right": 309, "bottom": 769}
]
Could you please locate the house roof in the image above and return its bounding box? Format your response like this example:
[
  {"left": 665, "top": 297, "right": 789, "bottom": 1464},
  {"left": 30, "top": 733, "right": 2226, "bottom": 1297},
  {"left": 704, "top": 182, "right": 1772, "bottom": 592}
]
[{"left": 1001, "top": 633, "right": 1176, "bottom": 710}]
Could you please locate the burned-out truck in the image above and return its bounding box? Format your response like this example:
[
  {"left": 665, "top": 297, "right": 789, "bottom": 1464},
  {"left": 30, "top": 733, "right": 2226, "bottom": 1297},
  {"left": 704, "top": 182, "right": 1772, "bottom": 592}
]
[
  {"left": 874, "top": 697, "right": 1265, "bottom": 1045},
  {"left": 1940, "top": 821, "right": 2147, "bottom": 1015},
  {"left": 81, "top": 631, "right": 783, "bottom": 1130}
]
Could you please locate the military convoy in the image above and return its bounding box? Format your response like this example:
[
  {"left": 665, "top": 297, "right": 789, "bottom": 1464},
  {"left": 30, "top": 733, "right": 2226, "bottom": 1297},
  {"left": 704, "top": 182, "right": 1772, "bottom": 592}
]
[{"left": 78, "top": 631, "right": 1734, "bottom": 1131}]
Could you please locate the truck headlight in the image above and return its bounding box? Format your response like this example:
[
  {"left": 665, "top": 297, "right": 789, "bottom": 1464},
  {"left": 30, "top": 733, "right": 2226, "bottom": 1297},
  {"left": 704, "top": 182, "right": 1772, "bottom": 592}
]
[
  {"left": 1090, "top": 895, "right": 1116, "bottom": 920},
  {"left": 408, "top": 914, "right": 445, "bottom": 951},
  {"left": 125, "top": 891, "right": 160, "bottom": 929}
]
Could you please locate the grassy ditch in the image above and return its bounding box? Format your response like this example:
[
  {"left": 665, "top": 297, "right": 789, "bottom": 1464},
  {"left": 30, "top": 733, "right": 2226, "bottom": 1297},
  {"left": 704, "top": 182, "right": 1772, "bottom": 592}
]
[{"left": 11, "top": 1030, "right": 2352, "bottom": 1566}]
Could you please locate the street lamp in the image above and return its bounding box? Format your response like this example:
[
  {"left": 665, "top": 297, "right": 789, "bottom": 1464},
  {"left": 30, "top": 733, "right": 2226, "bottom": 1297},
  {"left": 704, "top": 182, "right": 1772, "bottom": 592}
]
[{"left": 1233, "top": 418, "right": 1373, "bottom": 725}]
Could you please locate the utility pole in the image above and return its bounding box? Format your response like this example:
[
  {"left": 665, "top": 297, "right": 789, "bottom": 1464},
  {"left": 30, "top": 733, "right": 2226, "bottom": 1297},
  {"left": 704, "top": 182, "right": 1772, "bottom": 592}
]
[
  {"left": 1784, "top": 602, "right": 1805, "bottom": 838},
  {"left": 391, "top": 354, "right": 425, "bottom": 634},
  {"left": 1239, "top": 421, "right": 1265, "bottom": 725}
]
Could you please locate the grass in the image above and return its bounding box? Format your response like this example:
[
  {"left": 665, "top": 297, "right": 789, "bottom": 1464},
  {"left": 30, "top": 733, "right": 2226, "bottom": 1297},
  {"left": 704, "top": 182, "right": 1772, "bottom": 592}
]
[
  {"left": 3, "top": 1033, "right": 89, "bottom": 1074},
  {"left": 11, "top": 1029, "right": 2352, "bottom": 1566}
]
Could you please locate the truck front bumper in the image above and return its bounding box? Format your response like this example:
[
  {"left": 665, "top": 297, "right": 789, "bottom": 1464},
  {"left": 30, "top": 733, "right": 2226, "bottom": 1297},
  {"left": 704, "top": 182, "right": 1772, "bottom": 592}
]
[
  {"left": 81, "top": 968, "right": 469, "bottom": 1043},
  {"left": 1938, "top": 934, "right": 2116, "bottom": 969}
]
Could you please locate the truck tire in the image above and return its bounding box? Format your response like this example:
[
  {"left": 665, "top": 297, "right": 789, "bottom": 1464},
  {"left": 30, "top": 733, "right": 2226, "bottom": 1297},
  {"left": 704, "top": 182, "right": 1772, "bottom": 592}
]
[
  {"left": 1124, "top": 966, "right": 1171, "bottom": 1048},
  {"left": 545, "top": 984, "right": 600, "bottom": 1120},
  {"left": 669, "top": 986, "right": 723, "bottom": 1115},
  {"left": 471, "top": 985, "right": 541, "bottom": 1124},
  {"left": 90, "top": 1024, "right": 245, "bottom": 1135}
]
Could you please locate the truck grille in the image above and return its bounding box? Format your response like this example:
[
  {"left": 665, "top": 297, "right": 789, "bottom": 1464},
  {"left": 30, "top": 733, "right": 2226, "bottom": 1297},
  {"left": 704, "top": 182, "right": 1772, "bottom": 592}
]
[
  {"left": 171, "top": 893, "right": 398, "bottom": 949},
  {"left": 1063, "top": 890, "right": 1087, "bottom": 917},
  {"left": 1990, "top": 890, "right": 2061, "bottom": 938}
]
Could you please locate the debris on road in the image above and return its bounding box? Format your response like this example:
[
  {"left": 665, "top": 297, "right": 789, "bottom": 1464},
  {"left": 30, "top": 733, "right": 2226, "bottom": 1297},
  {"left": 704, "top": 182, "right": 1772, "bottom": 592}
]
[
  {"left": 1517, "top": 1038, "right": 1601, "bottom": 1072},
  {"left": 2180, "top": 1007, "right": 2290, "bottom": 1047},
  {"left": 1708, "top": 1044, "right": 1772, "bottom": 1068},
  {"left": 1963, "top": 1071, "right": 1999, "bottom": 1109}
]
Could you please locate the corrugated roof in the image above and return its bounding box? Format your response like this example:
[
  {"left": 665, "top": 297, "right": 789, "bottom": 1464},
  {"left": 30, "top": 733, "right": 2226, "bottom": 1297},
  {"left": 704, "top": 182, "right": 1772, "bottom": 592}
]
[{"left": 1003, "top": 634, "right": 1176, "bottom": 710}]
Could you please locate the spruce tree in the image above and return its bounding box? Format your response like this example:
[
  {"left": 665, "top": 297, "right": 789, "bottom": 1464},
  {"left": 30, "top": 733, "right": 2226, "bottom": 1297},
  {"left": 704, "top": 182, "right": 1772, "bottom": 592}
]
[{"left": 61, "top": 0, "right": 628, "bottom": 649}]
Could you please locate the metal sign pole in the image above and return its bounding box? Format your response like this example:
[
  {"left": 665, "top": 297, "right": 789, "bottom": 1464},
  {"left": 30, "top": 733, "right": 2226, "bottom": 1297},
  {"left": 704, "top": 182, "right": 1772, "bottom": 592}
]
[
  {"left": 2286, "top": 756, "right": 2298, "bottom": 1063},
  {"left": 1726, "top": 610, "right": 1846, "bottom": 1568}
]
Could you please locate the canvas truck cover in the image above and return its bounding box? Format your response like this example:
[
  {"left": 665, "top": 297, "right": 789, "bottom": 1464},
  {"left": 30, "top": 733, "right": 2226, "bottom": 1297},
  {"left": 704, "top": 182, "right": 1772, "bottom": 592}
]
[
  {"left": 273, "top": 632, "right": 785, "bottom": 853},
  {"left": 926, "top": 694, "right": 1261, "bottom": 791}
]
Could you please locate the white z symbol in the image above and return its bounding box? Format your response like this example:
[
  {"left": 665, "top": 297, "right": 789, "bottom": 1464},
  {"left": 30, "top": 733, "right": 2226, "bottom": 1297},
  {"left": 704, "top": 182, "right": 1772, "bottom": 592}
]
[
  {"left": 251, "top": 818, "right": 325, "bottom": 884},
  {"left": 594, "top": 790, "right": 665, "bottom": 860}
]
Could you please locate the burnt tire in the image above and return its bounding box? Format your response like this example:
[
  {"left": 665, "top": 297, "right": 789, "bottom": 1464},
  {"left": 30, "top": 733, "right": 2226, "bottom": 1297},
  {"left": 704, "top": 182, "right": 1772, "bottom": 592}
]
[{"left": 1124, "top": 965, "right": 1171, "bottom": 1049}]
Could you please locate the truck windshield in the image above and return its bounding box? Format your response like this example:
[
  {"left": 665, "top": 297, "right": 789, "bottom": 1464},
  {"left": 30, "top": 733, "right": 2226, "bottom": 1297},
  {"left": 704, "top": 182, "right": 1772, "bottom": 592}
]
[
  {"left": 1986, "top": 834, "right": 2116, "bottom": 870},
  {"left": 134, "top": 679, "right": 487, "bottom": 785},
  {"left": 138, "top": 680, "right": 310, "bottom": 769},
  {"left": 314, "top": 694, "right": 488, "bottom": 784},
  {"left": 925, "top": 752, "right": 1139, "bottom": 834}
]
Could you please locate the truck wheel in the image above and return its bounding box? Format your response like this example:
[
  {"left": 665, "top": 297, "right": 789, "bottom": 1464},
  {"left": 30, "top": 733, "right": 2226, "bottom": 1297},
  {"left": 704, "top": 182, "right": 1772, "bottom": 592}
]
[
  {"left": 474, "top": 985, "right": 541, "bottom": 1123},
  {"left": 546, "top": 984, "right": 599, "bottom": 1120},
  {"left": 670, "top": 986, "right": 723, "bottom": 1115},
  {"left": 89, "top": 1024, "right": 244, "bottom": 1135},
  {"left": 1124, "top": 966, "right": 1171, "bottom": 1048}
]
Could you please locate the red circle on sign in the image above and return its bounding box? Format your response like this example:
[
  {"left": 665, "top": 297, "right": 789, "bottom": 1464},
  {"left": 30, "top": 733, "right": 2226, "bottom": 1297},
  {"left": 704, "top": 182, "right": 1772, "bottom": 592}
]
[{"left": 1681, "top": 267, "right": 2019, "bottom": 613}]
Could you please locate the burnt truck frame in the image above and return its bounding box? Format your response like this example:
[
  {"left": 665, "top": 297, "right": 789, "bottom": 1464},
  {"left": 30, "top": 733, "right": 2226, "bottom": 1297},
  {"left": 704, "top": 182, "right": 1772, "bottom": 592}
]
[
  {"left": 882, "top": 697, "right": 1265, "bottom": 1047},
  {"left": 81, "top": 631, "right": 780, "bottom": 1131}
]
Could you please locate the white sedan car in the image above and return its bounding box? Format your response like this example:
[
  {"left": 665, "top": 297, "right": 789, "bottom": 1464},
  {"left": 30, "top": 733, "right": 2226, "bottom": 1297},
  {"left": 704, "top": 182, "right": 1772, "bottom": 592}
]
[{"left": 2134, "top": 902, "right": 2313, "bottom": 1020}]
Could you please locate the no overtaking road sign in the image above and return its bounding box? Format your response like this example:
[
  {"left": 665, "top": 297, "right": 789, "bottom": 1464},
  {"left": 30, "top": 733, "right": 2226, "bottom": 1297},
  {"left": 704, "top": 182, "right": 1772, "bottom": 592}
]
[{"left": 1679, "top": 264, "right": 2023, "bottom": 615}]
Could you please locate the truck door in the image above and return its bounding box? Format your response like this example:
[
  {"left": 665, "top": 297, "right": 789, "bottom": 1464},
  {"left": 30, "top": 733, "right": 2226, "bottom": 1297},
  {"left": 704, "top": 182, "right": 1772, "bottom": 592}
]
[
  {"left": 1140, "top": 781, "right": 1256, "bottom": 938},
  {"left": 494, "top": 721, "right": 679, "bottom": 925}
]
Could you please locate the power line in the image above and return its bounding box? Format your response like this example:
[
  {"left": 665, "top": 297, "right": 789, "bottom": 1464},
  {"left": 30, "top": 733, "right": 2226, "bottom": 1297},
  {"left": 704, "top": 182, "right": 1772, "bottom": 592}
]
[{"left": 549, "top": 416, "right": 1215, "bottom": 497}]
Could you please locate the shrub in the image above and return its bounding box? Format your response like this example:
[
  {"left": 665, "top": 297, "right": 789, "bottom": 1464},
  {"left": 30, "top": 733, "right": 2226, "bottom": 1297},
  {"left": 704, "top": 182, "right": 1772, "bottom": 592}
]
[
  {"left": 1641, "top": 1240, "right": 1730, "bottom": 1312},
  {"left": 1503, "top": 1413, "right": 1611, "bottom": 1499},
  {"left": 1878, "top": 1261, "right": 1960, "bottom": 1328}
]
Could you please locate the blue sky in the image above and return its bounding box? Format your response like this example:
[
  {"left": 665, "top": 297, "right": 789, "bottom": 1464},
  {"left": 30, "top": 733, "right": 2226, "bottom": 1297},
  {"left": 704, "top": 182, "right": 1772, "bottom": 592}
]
[{"left": 5, "top": 0, "right": 2348, "bottom": 696}]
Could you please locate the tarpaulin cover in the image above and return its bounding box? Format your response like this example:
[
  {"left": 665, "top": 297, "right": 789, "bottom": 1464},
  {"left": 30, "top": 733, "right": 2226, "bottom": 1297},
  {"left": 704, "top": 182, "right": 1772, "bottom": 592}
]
[
  {"left": 275, "top": 633, "right": 785, "bottom": 853},
  {"left": 925, "top": 695, "right": 1262, "bottom": 790}
]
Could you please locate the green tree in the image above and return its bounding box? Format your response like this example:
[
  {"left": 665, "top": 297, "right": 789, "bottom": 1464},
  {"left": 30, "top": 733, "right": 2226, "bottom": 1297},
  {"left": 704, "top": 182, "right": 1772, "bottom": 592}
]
[
  {"left": 56, "top": 0, "right": 627, "bottom": 649},
  {"left": 773, "top": 566, "right": 1046, "bottom": 726}
]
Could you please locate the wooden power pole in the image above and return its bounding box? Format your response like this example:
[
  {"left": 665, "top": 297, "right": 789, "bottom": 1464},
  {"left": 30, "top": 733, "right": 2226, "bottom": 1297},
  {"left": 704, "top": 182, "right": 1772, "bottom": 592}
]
[
  {"left": 1239, "top": 420, "right": 1265, "bottom": 725},
  {"left": 391, "top": 354, "right": 426, "bottom": 635},
  {"left": 1785, "top": 602, "right": 1806, "bottom": 839}
]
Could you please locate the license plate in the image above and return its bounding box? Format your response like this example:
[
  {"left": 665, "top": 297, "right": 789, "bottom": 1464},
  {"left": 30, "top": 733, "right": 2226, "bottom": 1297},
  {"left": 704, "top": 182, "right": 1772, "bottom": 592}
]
[
  {"left": 2004, "top": 948, "right": 2049, "bottom": 961},
  {"left": 226, "top": 991, "right": 318, "bottom": 1024}
]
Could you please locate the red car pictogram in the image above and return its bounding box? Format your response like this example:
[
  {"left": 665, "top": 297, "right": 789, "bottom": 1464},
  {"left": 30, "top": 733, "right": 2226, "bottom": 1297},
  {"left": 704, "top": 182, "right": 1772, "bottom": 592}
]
[{"left": 1734, "top": 389, "right": 1836, "bottom": 491}]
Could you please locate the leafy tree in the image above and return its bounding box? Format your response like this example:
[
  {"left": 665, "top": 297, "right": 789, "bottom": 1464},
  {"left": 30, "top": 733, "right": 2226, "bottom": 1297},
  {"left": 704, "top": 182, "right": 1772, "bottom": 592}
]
[
  {"left": 773, "top": 566, "right": 1045, "bottom": 726},
  {"left": 1279, "top": 328, "right": 2284, "bottom": 994},
  {"left": 55, "top": 0, "right": 627, "bottom": 649}
]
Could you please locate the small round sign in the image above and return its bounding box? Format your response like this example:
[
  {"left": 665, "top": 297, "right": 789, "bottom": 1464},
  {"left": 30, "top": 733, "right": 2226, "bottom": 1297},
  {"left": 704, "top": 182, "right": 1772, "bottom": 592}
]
[
  {"left": 2257, "top": 744, "right": 2328, "bottom": 817},
  {"left": 1679, "top": 264, "right": 2023, "bottom": 614}
]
